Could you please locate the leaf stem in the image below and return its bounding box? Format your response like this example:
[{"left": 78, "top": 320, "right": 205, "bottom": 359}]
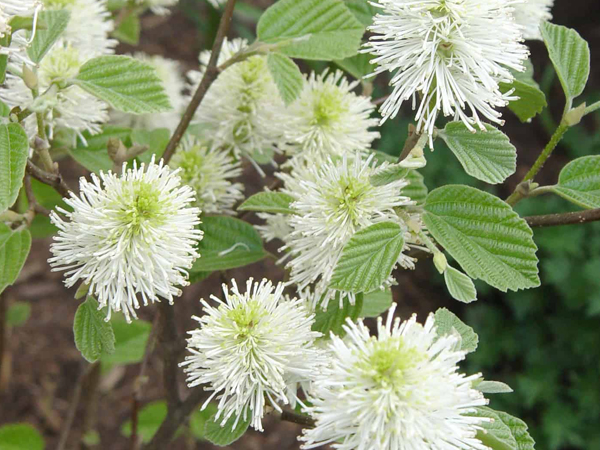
[
  {"left": 161, "top": 0, "right": 238, "bottom": 164},
  {"left": 280, "top": 409, "right": 316, "bottom": 428},
  {"left": 506, "top": 122, "right": 569, "bottom": 206},
  {"left": 584, "top": 100, "right": 600, "bottom": 116}
]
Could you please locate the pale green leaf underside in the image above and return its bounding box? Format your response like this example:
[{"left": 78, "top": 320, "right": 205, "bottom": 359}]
[
  {"left": 102, "top": 318, "right": 151, "bottom": 365},
  {"left": 257, "top": 0, "right": 364, "bottom": 61},
  {"left": 238, "top": 191, "right": 296, "bottom": 214},
  {"left": 404, "top": 170, "right": 428, "bottom": 205},
  {"left": 313, "top": 293, "right": 363, "bottom": 336},
  {"left": 444, "top": 266, "right": 477, "bottom": 303},
  {"left": 330, "top": 222, "right": 404, "bottom": 293},
  {"left": 360, "top": 289, "right": 393, "bottom": 318},
  {"left": 424, "top": 185, "right": 540, "bottom": 292},
  {"left": 440, "top": 122, "right": 516, "bottom": 184},
  {"left": 266, "top": 53, "right": 304, "bottom": 105},
  {"left": 494, "top": 409, "right": 536, "bottom": 450},
  {"left": 192, "top": 216, "right": 265, "bottom": 272},
  {"left": 74, "top": 55, "right": 172, "bottom": 114},
  {"left": 540, "top": 22, "right": 590, "bottom": 100},
  {"left": 0, "top": 123, "right": 29, "bottom": 212},
  {"left": 204, "top": 412, "right": 250, "bottom": 446},
  {"left": 434, "top": 307, "right": 478, "bottom": 353},
  {"left": 476, "top": 380, "right": 514, "bottom": 394},
  {"left": 344, "top": 0, "right": 377, "bottom": 26},
  {"left": 334, "top": 52, "right": 376, "bottom": 79},
  {"left": 369, "top": 163, "right": 408, "bottom": 187},
  {"left": 26, "top": 10, "right": 70, "bottom": 63},
  {"left": 0, "top": 228, "right": 32, "bottom": 295},
  {"left": 121, "top": 401, "right": 166, "bottom": 443},
  {"left": 552, "top": 155, "right": 600, "bottom": 209},
  {"left": 73, "top": 296, "right": 115, "bottom": 363}
]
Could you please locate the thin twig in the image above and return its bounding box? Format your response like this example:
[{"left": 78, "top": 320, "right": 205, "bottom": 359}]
[
  {"left": 161, "top": 0, "right": 238, "bottom": 164},
  {"left": 56, "top": 362, "right": 99, "bottom": 450},
  {"left": 506, "top": 122, "right": 569, "bottom": 206},
  {"left": 585, "top": 100, "right": 600, "bottom": 116},
  {"left": 26, "top": 160, "right": 71, "bottom": 198},
  {"left": 157, "top": 301, "right": 182, "bottom": 412},
  {"left": 130, "top": 314, "right": 160, "bottom": 450},
  {"left": 525, "top": 208, "right": 600, "bottom": 228},
  {"left": 144, "top": 389, "right": 210, "bottom": 450},
  {"left": 280, "top": 410, "right": 316, "bottom": 428}
]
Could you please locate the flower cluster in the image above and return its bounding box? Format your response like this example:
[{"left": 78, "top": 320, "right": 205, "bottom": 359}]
[
  {"left": 181, "top": 278, "right": 323, "bottom": 431},
  {"left": 301, "top": 305, "right": 489, "bottom": 450},
  {"left": 366, "top": 0, "right": 528, "bottom": 137},
  {"left": 49, "top": 159, "right": 203, "bottom": 322},
  {"left": 514, "top": 0, "right": 555, "bottom": 40},
  {"left": 261, "top": 153, "right": 423, "bottom": 308},
  {"left": 0, "top": 0, "right": 42, "bottom": 65}
]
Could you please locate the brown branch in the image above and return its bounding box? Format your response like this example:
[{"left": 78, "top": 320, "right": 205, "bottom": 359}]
[
  {"left": 280, "top": 410, "right": 316, "bottom": 428},
  {"left": 525, "top": 208, "right": 600, "bottom": 228},
  {"left": 144, "top": 389, "right": 210, "bottom": 450},
  {"left": 157, "top": 301, "right": 182, "bottom": 412},
  {"left": 26, "top": 160, "right": 71, "bottom": 198},
  {"left": 56, "top": 362, "right": 99, "bottom": 450},
  {"left": 161, "top": 0, "right": 238, "bottom": 164}
]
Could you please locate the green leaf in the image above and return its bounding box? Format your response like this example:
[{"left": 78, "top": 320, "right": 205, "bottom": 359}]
[
  {"left": 121, "top": 401, "right": 167, "bottom": 443},
  {"left": 190, "top": 404, "right": 219, "bottom": 441},
  {"left": 0, "top": 223, "right": 12, "bottom": 249},
  {"left": 404, "top": 170, "right": 428, "bottom": 205},
  {"left": 73, "top": 296, "right": 115, "bottom": 363},
  {"left": 474, "top": 407, "right": 535, "bottom": 450},
  {"left": 257, "top": 0, "right": 364, "bottom": 61},
  {"left": 0, "top": 423, "right": 44, "bottom": 450},
  {"left": 111, "top": 12, "right": 140, "bottom": 45},
  {"left": 0, "top": 98, "right": 11, "bottom": 117},
  {"left": 0, "top": 229, "right": 32, "bottom": 295},
  {"left": 238, "top": 192, "right": 296, "bottom": 214},
  {"left": 500, "top": 61, "right": 547, "bottom": 122},
  {"left": 7, "top": 301, "right": 31, "bottom": 327},
  {"left": 434, "top": 307, "right": 478, "bottom": 353},
  {"left": 369, "top": 163, "right": 408, "bottom": 187},
  {"left": 540, "top": 22, "right": 590, "bottom": 100},
  {"left": 68, "top": 126, "right": 132, "bottom": 172},
  {"left": 313, "top": 292, "right": 363, "bottom": 336},
  {"left": 423, "top": 185, "right": 540, "bottom": 292},
  {"left": 0, "top": 123, "right": 29, "bottom": 212},
  {"left": 204, "top": 412, "right": 251, "bottom": 446},
  {"left": 334, "top": 53, "right": 376, "bottom": 79},
  {"left": 344, "top": 0, "right": 377, "bottom": 26},
  {"left": 73, "top": 55, "right": 172, "bottom": 114},
  {"left": 494, "top": 410, "right": 536, "bottom": 450},
  {"left": 439, "top": 122, "right": 516, "bottom": 184},
  {"left": 475, "top": 380, "right": 514, "bottom": 394},
  {"left": 266, "top": 53, "right": 304, "bottom": 105},
  {"left": 26, "top": 10, "right": 71, "bottom": 63},
  {"left": 552, "top": 155, "right": 600, "bottom": 209},
  {"left": 472, "top": 407, "right": 517, "bottom": 450},
  {"left": 330, "top": 222, "right": 405, "bottom": 293},
  {"left": 444, "top": 266, "right": 477, "bottom": 304},
  {"left": 101, "top": 318, "right": 151, "bottom": 365},
  {"left": 192, "top": 216, "right": 266, "bottom": 272},
  {"left": 131, "top": 128, "right": 170, "bottom": 164},
  {"left": 360, "top": 289, "right": 392, "bottom": 318}
]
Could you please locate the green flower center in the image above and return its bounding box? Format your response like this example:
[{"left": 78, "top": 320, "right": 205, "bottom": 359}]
[
  {"left": 313, "top": 87, "right": 346, "bottom": 127},
  {"left": 40, "top": 46, "right": 82, "bottom": 83},
  {"left": 226, "top": 299, "right": 264, "bottom": 339},
  {"left": 117, "top": 181, "right": 165, "bottom": 233},
  {"left": 360, "top": 338, "right": 424, "bottom": 389},
  {"left": 330, "top": 176, "right": 372, "bottom": 225}
]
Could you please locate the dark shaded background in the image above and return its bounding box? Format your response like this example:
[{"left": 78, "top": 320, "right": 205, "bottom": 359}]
[{"left": 1, "top": 0, "right": 599, "bottom": 448}]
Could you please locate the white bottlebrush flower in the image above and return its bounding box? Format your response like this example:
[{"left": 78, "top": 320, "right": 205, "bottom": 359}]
[
  {"left": 135, "top": 0, "right": 178, "bottom": 15},
  {"left": 256, "top": 213, "right": 293, "bottom": 243},
  {"left": 169, "top": 137, "right": 244, "bottom": 214},
  {"left": 277, "top": 154, "right": 420, "bottom": 308},
  {"left": 0, "top": 43, "right": 109, "bottom": 141},
  {"left": 49, "top": 158, "right": 203, "bottom": 322},
  {"left": 0, "top": 0, "right": 42, "bottom": 65},
  {"left": 181, "top": 278, "right": 323, "bottom": 431},
  {"left": 189, "top": 39, "right": 285, "bottom": 169},
  {"left": 111, "top": 53, "right": 185, "bottom": 131},
  {"left": 513, "top": 0, "right": 554, "bottom": 40},
  {"left": 42, "top": 0, "right": 116, "bottom": 55},
  {"left": 301, "top": 304, "right": 489, "bottom": 450},
  {"left": 366, "top": 0, "right": 529, "bottom": 137},
  {"left": 284, "top": 70, "right": 380, "bottom": 161}
]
